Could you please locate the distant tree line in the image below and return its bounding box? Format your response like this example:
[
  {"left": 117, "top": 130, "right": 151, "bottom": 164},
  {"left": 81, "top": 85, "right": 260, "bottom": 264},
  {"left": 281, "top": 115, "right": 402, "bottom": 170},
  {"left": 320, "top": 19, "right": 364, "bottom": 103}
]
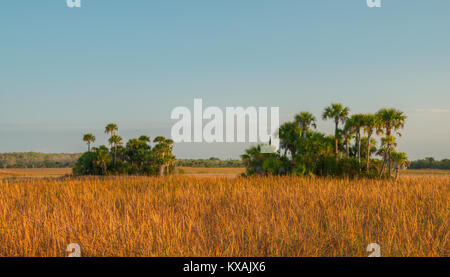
[
  {"left": 0, "top": 152, "right": 81, "bottom": 168},
  {"left": 74, "top": 123, "right": 176, "bottom": 176},
  {"left": 0, "top": 152, "right": 244, "bottom": 169},
  {"left": 242, "top": 103, "right": 411, "bottom": 179},
  {"left": 177, "top": 158, "right": 243, "bottom": 168},
  {"left": 409, "top": 158, "right": 450, "bottom": 170}
]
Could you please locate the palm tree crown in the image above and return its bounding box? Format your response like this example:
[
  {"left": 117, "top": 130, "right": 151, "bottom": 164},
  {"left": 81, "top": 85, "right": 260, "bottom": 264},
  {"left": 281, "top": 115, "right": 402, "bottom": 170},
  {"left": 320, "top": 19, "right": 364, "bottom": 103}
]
[
  {"left": 108, "top": 134, "right": 123, "bottom": 166},
  {"left": 153, "top": 136, "right": 176, "bottom": 176},
  {"left": 322, "top": 103, "right": 350, "bottom": 125},
  {"left": 108, "top": 135, "right": 123, "bottom": 148},
  {"left": 295, "top": 111, "right": 317, "bottom": 137},
  {"left": 376, "top": 108, "right": 407, "bottom": 177},
  {"left": 376, "top": 108, "right": 406, "bottom": 137},
  {"left": 105, "top": 123, "right": 118, "bottom": 137},
  {"left": 322, "top": 103, "right": 350, "bottom": 156},
  {"left": 139, "top": 135, "right": 151, "bottom": 143},
  {"left": 83, "top": 133, "right": 96, "bottom": 152},
  {"left": 362, "top": 114, "right": 381, "bottom": 170}
]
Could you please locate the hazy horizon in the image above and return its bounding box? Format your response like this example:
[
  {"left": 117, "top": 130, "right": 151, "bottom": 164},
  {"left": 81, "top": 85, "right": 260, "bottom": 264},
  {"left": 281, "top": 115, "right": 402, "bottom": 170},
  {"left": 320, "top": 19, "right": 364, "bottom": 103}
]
[{"left": 1, "top": 1, "right": 449, "bottom": 160}]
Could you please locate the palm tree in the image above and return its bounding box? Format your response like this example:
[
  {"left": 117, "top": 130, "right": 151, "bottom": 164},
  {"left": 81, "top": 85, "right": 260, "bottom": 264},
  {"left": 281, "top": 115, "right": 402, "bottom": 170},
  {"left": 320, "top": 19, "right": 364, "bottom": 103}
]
[
  {"left": 322, "top": 103, "right": 350, "bottom": 157},
  {"left": 95, "top": 146, "right": 112, "bottom": 175},
  {"left": 391, "top": 151, "right": 410, "bottom": 180},
  {"left": 376, "top": 108, "right": 406, "bottom": 177},
  {"left": 349, "top": 114, "right": 365, "bottom": 163},
  {"left": 139, "top": 135, "right": 151, "bottom": 143},
  {"left": 153, "top": 136, "right": 175, "bottom": 176},
  {"left": 105, "top": 123, "right": 118, "bottom": 138},
  {"left": 379, "top": 135, "right": 397, "bottom": 177},
  {"left": 362, "top": 114, "right": 381, "bottom": 171},
  {"left": 241, "top": 145, "right": 264, "bottom": 174},
  {"left": 295, "top": 112, "right": 317, "bottom": 138},
  {"left": 83, "top": 133, "right": 96, "bottom": 152},
  {"left": 343, "top": 118, "right": 356, "bottom": 158},
  {"left": 277, "top": 122, "right": 301, "bottom": 157},
  {"left": 108, "top": 135, "right": 123, "bottom": 166}
]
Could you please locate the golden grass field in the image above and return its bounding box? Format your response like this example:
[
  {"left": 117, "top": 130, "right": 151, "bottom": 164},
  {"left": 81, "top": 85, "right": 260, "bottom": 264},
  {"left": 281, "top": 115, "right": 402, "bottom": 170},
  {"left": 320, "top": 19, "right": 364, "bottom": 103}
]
[
  {"left": 0, "top": 169, "right": 448, "bottom": 257},
  {"left": 0, "top": 168, "right": 73, "bottom": 177},
  {"left": 1, "top": 167, "right": 447, "bottom": 178}
]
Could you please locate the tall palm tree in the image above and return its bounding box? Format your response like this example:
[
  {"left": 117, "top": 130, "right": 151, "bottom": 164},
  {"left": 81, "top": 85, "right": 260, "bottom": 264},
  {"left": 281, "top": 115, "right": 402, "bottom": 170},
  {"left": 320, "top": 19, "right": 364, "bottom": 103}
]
[
  {"left": 105, "top": 123, "right": 119, "bottom": 166},
  {"left": 343, "top": 118, "right": 356, "bottom": 158},
  {"left": 108, "top": 135, "right": 123, "bottom": 166},
  {"left": 153, "top": 136, "right": 175, "bottom": 176},
  {"left": 277, "top": 122, "right": 301, "bottom": 157},
  {"left": 82, "top": 133, "right": 96, "bottom": 152},
  {"left": 379, "top": 135, "right": 397, "bottom": 177},
  {"left": 391, "top": 151, "right": 410, "bottom": 180},
  {"left": 105, "top": 123, "right": 118, "bottom": 138},
  {"left": 376, "top": 108, "right": 406, "bottom": 177},
  {"left": 322, "top": 103, "right": 350, "bottom": 157},
  {"left": 349, "top": 114, "right": 365, "bottom": 163},
  {"left": 241, "top": 145, "right": 264, "bottom": 174},
  {"left": 95, "top": 146, "right": 111, "bottom": 175},
  {"left": 139, "top": 135, "right": 151, "bottom": 143},
  {"left": 295, "top": 112, "right": 317, "bottom": 138},
  {"left": 362, "top": 114, "right": 381, "bottom": 171}
]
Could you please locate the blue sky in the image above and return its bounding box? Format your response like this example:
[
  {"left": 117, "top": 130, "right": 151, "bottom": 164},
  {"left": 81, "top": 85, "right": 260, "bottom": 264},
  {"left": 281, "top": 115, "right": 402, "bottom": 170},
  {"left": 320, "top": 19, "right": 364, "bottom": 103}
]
[{"left": 1, "top": 0, "right": 449, "bottom": 159}]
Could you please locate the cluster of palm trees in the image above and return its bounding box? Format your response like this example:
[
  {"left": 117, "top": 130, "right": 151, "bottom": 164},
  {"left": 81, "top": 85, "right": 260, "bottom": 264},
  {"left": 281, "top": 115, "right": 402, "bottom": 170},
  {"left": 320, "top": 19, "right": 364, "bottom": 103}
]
[
  {"left": 297, "top": 103, "right": 409, "bottom": 177},
  {"left": 83, "top": 123, "right": 123, "bottom": 166},
  {"left": 79, "top": 123, "right": 176, "bottom": 176},
  {"left": 243, "top": 103, "right": 409, "bottom": 178}
]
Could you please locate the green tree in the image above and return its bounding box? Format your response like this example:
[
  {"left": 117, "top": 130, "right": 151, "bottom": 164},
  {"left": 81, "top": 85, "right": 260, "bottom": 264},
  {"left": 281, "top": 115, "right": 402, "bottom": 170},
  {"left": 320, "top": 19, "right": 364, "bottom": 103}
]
[
  {"left": 295, "top": 111, "right": 317, "bottom": 138},
  {"left": 262, "top": 156, "right": 283, "bottom": 175},
  {"left": 391, "top": 151, "right": 410, "bottom": 180},
  {"left": 379, "top": 136, "right": 397, "bottom": 177},
  {"left": 82, "top": 133, "right": 96, "bottom": 152},
  {"left": 125, "top": 137, "right": 151, "bottom": 173},
  {"left": 349, "top": 114, "right": 365, "bottom": 163},
  {"left": 376, "top": 108, "right": 407, "bottom": 177},
  {"left": 153, "top": 136, "right": 176, "bottom": 176},
  {"left": 105, "top": 123, "right": 118, "bottom": 137},
  {"left": 277, "top": 122, "right": 301, "bottom": 157},
  {"left": 343, "top": 119, "right": 356, "bottom": 158},
  {"left": 241, "top": 145, "right": 264, "bottom": 175},
  {"left": 95, "top": 146, "right": 112, "bottom": 175},
  {"left": 138, "top": 135, "right": 151, "bottom": 143},
  {"left": 108, "top": 135, "right": 123, "bottom": 166},
  {"left": 322, "top": 103, "right": 350, "bottom": 157},
  {"left": 73, "top": 151, "right": 98, "bottom": 175},
  {"left": 362, "top": 114, "right": 381, "bottom": 171},
  {"left": 359, "top": 137, "right": 378, "bottom": 166}
]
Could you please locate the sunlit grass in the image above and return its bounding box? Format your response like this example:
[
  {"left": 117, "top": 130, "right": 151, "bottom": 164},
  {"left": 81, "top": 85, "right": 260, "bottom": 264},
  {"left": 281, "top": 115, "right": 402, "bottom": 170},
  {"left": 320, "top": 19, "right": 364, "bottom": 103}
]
[
  {"left": 0, "top": 175, "right": 447, "bottom": 257},
  {"left": 0, "top": 168, "right": 72, "bottom": 177},
  {"left": 403, "top": 169, "right": 450, "bottom": 175}
]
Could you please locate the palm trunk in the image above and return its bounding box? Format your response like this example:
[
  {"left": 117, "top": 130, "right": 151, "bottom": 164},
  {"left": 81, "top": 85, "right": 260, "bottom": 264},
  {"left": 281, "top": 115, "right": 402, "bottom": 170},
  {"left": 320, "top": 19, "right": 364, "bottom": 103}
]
[
  {"left": 379, "top": 156, "right": 386, "bottom": 177},
  {"left": 357, "top": 131, "right": 361, "bottom": 163},
  {"left": 88, "top": 142, "right": 91, "bottom": 152},
  {"left": 335, "top": 138, "right": 338, "bottom": 158},
  {"left": 395, "top": 168, "right": 399, "bottom": 180},
  {"left": 388, "top": 144, "right": 392, "bottom": 177},
  {"left": 345, "top": 137, "right": 350, "bottom": 158},
  {"left": 159, "top": 165, "right": 165, "bottom": 176},
  {"left": 385, "top": 129, "right": 392, "bottom": 178},
  {"left": 366, "top": 134, "right": 371, "bottom": 171},
  {"left": 114, "top": 145, "right": 117, "bottom": 166},
  {"left": 335, "top": 120, "right": 339, "bottom": 155}
]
